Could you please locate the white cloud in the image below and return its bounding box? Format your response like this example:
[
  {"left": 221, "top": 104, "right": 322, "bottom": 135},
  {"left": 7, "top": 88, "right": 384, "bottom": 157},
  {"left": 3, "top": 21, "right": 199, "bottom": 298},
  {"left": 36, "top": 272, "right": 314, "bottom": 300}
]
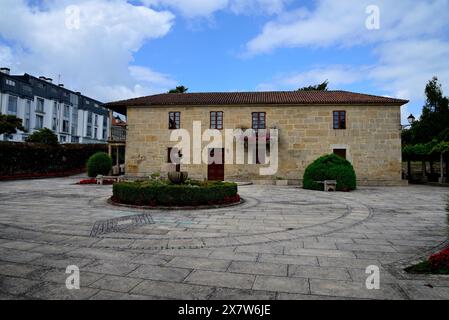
[
  {"left": 258, "top": 39, "right": 449, "bottom": 102},
  {"left": 129, "top": 65, "right": 178, "bottom": 88},
  {"left": 246, "top": 0, "right": 449, "bottom": 54},
  {"left": 258, "top": 65, "right": 365, "bottom": 90},
  {"left": 256, "top": 66, "right": 357, "bottom": 92},
  {"left": 141, "top": 0, "right": 287, "bottom": 18},
  {"left": 0, "top": 0, "right": 176, "bottom": 102},
  {"left": 94, "top": 84, "right": 164, "bottom": 102},
  {"left": 229, "top": 0, "right": 287, "bottom": 15},
  {"left": 141, "top": 0, "right": 228, "bottom": 18},
  {"left": 370, "top": 39, "right": 449, "bottom": 101},
  {"left": 0, "top": 45, "right": 13, "bottom": 67}
]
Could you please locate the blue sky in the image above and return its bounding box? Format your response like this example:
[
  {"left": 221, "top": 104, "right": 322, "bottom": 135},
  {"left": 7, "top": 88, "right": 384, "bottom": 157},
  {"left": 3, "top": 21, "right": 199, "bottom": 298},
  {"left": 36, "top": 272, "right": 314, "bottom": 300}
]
[{"left": 1, "top": 0, "right": 449, "bottom": 123}]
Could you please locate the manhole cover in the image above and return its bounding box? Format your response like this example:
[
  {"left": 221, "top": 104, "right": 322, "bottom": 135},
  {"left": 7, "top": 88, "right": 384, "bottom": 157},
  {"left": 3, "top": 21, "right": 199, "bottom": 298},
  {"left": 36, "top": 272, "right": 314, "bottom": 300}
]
[{"left": 90, "top": 213, "right": 154, "bottom": 237}]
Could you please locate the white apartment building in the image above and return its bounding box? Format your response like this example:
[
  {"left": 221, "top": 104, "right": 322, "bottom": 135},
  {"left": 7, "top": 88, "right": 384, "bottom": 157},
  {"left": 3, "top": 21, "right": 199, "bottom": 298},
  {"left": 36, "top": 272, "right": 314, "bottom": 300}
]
[{"left": 0, "top": 68, "right": 109, "bottom": 144}]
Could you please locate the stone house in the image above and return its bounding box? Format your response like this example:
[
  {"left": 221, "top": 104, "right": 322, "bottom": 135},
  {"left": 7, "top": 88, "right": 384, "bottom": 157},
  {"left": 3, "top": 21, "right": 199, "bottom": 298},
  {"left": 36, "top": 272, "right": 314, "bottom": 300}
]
[{"left": 106, "top": 91, "right": 408, "bottom": 186}]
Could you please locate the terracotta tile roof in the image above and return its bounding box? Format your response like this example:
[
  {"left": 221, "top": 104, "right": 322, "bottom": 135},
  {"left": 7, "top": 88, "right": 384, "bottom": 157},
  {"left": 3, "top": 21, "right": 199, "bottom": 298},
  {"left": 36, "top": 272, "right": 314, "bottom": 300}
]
[
  {"left": 112, "top": 117, "right": 127, "bottom": 126},
  {"left": 106, "top": 90, "right": 408, "bottom": 114}
]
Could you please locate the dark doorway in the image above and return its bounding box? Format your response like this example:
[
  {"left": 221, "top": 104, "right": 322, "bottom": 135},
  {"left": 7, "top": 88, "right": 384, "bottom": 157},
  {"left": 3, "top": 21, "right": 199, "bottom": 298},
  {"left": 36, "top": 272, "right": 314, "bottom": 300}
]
[
  {"left": 333, "top": 149, "right": 347, "bottom": 160},
  {"left": 208, "top": 148, "right": 225, "bottom": 181}
]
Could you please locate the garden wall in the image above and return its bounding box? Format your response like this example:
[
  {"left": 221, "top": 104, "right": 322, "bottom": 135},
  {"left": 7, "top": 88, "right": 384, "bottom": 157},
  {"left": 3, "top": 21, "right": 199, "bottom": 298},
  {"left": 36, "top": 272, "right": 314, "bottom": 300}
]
[{"left": 0, "top": 142, "right": 107, "bottom": 180}]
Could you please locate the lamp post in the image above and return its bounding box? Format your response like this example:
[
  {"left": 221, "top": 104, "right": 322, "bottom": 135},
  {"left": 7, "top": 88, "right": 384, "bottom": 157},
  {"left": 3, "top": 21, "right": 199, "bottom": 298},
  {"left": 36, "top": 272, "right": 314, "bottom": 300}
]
[{"left": 402, "top": 114, "right": 415, "bottom": 130}]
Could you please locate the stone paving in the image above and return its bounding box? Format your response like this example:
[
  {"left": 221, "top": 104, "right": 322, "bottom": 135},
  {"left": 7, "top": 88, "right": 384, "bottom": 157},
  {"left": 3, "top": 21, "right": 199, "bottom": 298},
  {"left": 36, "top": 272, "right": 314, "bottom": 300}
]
[{"left": 0, "top": 176, "right": 448, "bottom": 300}]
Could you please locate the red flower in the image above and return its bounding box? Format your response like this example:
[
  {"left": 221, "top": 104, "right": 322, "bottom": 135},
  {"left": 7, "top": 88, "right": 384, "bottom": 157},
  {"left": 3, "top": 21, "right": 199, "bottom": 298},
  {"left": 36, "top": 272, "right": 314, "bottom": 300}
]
[
  {"left": 78, "top": 179, "right": 97, "bottom": 185},
  {"left": 428, "top": 247, "right": 449, "bottom": 271}
]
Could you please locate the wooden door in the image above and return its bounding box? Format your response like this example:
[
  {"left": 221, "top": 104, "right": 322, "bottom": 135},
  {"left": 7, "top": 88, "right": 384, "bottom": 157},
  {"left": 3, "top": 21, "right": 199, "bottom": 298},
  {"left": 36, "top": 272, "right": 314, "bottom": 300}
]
[{"left": 208, "top": 148, "right": 225, "bottom": 181}]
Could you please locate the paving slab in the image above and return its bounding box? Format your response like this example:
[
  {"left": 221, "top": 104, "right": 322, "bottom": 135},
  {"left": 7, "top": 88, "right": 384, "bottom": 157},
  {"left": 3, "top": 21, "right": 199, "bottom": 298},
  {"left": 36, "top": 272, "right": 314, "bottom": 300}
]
[
  {"left": 252, "top": 275, "right": 310, "bottom": 294},
  {"left": 228, "top": 261, "right": 288, "bottom": 277},
  {"left": 131, "top": 280, "right": 215, "bottom": 300},
  {"left": 167, "top": 256, "right": 232, "bottom": 272},
  {"left": 128, "top": 265, "right": 192, "bottom": 282},
  {"left": 89, "top": 275, "right": 143, "bottom": 293},
  {"left": 309, "top": 279, "right": 407, "bottom": 300},
  {"left": 185, "top": 270, "right": 256, "bottom": 290},
  {"left": 288, "top": 265, "right": 351, "bottom": 281},
  {"left": 26, "top": 282, "right": 99, "bottom": 300}
]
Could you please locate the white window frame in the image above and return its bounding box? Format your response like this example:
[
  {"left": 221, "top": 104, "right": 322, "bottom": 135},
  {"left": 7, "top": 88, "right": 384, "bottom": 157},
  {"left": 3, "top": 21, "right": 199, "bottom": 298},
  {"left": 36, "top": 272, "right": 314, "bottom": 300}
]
[
  {"left": 24, "top": 100, "right": 31, "bottom": 131},
  {"left": 7, "top": 95, "right": 18, "bottom": 115},
  {"left": 35, "top": 115, "right": 44, "bottom": 129},
  {"left": 36, "top": 98, "right": 45, "bottom": 113}
]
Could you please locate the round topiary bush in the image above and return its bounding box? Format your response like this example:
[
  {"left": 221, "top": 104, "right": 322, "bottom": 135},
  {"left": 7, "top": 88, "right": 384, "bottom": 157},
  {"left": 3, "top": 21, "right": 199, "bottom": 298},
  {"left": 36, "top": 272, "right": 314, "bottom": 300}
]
[
  {"left": 303, "top": 154, "right": 357, "bottom": 191},
  {"left": 112, "top": 180, "right": 240, "bottom": 207},
  {"left": 87, "top": 152, "right": 112, "bottom": 177}
]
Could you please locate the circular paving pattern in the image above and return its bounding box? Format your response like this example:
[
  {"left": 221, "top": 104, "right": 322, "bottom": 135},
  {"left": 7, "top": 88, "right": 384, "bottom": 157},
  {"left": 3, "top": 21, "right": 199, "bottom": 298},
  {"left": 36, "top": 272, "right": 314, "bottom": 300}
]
[{"left": 0, "top": 177, "right": 371, "bottom": 251}]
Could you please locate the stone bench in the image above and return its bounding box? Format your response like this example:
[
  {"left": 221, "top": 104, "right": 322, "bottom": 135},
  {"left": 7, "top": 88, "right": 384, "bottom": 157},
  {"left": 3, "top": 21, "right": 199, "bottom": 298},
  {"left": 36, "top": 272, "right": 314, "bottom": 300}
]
[
  {"left": 316, "top": 180, "right": 337, "bottom": 192},
  {"left": 96, "top": 175, "right": 126, "bottom": 185}
]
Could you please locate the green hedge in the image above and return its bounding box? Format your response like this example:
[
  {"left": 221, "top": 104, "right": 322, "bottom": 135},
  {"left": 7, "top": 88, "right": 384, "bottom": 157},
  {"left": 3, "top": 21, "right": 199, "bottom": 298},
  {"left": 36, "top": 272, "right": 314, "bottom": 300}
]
[
  {"left": 303, "top": 154, "right": 357, "bottom": 191},
  {"left": 0, "top": 142, "right": 107, "bottom": 176},
  {"left": 112, "top": 180, "right": 239, "bottom": 206}
]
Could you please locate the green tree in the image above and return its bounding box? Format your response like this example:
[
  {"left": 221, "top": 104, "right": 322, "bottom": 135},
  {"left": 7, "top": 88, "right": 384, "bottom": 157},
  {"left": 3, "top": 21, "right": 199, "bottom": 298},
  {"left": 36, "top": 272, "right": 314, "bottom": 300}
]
[
  {"left": 0, "top": 115, "right": 25, "bottom": 135},
  {"left": 403, "top": 77, "right": 449, "bottom": 145},
  {"left": 297, "top": 80, "right": 329, "bottom": 91},
  {"left": 168, "top": 86, "right": 189, "bottom": 94},
  {"left": 26, "top": 128, "right": 59, "bottom": 145}
]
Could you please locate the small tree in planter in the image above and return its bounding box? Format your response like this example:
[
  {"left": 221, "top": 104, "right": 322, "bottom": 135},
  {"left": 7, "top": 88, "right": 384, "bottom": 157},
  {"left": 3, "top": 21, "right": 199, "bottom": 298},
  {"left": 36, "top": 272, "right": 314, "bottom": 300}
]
[{"left": 87, "top": 152, "right": 112, "bottom": 178}]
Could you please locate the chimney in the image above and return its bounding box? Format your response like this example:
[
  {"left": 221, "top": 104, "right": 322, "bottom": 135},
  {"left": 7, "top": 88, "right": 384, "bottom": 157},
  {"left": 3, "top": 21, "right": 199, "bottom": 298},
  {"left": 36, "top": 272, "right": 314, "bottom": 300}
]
[
  {"left": 0, "top": 67, "right": 11, "bottom": 75},
  {"left": 46, "top": 78, "right": 53, "bottom": 83},
  {"left": 39, "top": 76, "right": 47, "bottom": 81},
  {"left": 59, "top": 84, "right": 64, "bottom": 88}
]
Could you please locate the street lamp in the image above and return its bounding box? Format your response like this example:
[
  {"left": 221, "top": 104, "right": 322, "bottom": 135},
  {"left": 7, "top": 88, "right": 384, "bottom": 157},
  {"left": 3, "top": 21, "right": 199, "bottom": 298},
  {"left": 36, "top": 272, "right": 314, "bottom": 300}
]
[{"left": 402, "top": 114, "right": 415, "bottom": 130}]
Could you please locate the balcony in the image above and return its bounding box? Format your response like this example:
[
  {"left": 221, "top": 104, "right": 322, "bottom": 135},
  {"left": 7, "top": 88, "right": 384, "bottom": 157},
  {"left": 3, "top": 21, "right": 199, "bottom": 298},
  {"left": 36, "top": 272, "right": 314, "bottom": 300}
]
[{"left": 109, "top": 126, "right": 127, "bottom": 143}]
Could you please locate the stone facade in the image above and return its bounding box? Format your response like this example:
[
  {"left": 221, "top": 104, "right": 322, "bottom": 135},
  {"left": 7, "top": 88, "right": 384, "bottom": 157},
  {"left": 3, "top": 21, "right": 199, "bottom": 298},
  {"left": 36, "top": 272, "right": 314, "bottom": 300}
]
[{"left": 124, "top": 104, "right": 404, "bottom": 186}]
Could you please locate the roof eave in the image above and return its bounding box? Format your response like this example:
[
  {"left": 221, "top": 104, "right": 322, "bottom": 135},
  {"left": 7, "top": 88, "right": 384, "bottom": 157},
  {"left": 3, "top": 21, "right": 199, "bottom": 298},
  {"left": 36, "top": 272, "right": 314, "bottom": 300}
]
[{"left": 105, "top": 100, "right": 409, "bottom": 111}]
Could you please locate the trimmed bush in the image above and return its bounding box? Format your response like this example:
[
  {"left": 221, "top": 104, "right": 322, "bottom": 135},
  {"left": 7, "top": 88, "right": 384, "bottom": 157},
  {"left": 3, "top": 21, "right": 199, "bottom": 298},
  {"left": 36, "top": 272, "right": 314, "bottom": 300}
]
[
  {"left": 87, "top": 152, "right": 112, "bottom": 177},
  {"left": 112, "top": 180, "right": 239, "bottom": 207},
  {"left": 0, "top": 142, "right": 107, "bottom": 177},
  {"left": 303, "top": 154, "right": 357, "bottom": 191}
]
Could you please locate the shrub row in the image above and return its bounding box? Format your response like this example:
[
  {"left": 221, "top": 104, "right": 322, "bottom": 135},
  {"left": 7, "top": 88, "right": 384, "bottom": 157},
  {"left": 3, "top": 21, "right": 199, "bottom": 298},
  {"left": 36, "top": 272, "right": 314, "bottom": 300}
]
[
  {"left": 0, "top": 142, "right": 107, "bottom": 176},
  {"left": 112, "top": 181, "right": 239, "bottom": 207}
]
